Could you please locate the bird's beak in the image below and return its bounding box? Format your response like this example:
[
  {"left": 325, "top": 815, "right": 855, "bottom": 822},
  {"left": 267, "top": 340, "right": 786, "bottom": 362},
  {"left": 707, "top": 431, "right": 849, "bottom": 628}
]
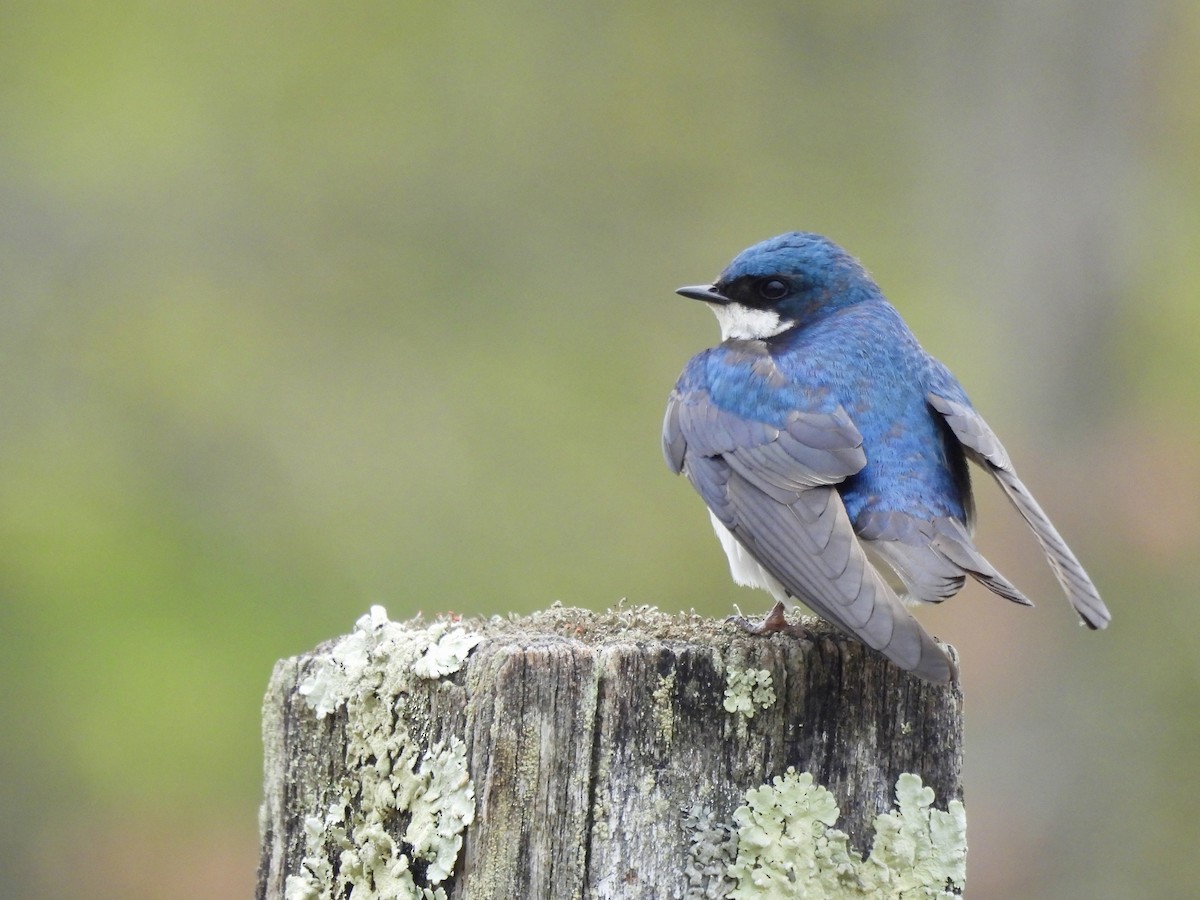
[{"left": 676, "top": 284, "right": 730, "bottom": 304}]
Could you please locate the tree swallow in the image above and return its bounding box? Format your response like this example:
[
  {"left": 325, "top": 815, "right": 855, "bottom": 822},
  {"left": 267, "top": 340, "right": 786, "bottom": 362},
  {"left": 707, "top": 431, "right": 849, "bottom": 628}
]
[{"left": 663, "top": 232, "right": 1110, "bottom": 682}]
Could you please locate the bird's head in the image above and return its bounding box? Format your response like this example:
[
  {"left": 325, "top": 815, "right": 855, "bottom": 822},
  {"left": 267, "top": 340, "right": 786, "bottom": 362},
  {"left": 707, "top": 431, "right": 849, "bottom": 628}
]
[{"left": 677, "top": 232, "right": 877, "bottom": 341}]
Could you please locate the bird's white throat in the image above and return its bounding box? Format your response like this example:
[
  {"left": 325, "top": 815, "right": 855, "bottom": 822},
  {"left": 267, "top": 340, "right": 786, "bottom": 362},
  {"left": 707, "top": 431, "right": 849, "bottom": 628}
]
[{"left": 707, "top": 302, "right": 792, "bottom": 341}]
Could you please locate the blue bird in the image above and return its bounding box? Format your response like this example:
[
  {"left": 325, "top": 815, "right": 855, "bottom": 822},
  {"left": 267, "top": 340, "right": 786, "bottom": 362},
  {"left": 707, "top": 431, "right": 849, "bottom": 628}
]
[{"left": 663, "top": 232, "right": 1110, "bottom": 682}]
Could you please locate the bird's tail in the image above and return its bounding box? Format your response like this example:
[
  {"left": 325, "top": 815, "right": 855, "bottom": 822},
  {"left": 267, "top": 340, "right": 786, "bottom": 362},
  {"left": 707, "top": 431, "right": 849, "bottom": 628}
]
[{"left": 989, "top": 466, "right": 1111, "bottom": 630}]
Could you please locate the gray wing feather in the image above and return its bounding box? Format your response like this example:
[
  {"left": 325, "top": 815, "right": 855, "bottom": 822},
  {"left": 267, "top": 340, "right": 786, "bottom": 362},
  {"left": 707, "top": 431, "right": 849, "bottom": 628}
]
[
  {"left": 858, "top": 510, "right": 1033, "bottom": 607},
  {"left": 669, "top": 386, "right": 957, "bottom": 683},
  {"left": 927, "top": 392, "right": 1111, "bottom": 629},
  {"left": 662, "top": 390, "right": 687, "bottom": 474},
  {"left": 721, "top": 467, "right": 953, "bottom": 681}
]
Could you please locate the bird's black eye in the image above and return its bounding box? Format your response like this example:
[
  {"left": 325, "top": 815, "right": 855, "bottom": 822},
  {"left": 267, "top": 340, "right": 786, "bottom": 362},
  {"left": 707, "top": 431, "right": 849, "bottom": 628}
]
[{"left": 757, "top": 278, "right": 790, "bottom": 301}]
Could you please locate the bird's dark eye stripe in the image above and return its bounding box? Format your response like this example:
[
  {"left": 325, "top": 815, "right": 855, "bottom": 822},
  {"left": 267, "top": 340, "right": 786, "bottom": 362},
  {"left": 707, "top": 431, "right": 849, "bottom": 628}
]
[{"left": 719, "top": 275, "right": 791, "bottom": 306}]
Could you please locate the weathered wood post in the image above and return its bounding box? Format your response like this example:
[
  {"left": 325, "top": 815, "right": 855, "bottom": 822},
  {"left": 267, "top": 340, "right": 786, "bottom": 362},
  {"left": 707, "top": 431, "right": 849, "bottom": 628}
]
[{"left": 258, "top": 604, "right": 965, "bottom": 899}]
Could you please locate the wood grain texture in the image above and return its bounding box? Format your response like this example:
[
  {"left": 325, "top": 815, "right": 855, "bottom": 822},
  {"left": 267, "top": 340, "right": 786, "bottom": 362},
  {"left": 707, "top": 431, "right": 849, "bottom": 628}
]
[{"left": 258, "top": 605, "right": 963, "bottom": 899}]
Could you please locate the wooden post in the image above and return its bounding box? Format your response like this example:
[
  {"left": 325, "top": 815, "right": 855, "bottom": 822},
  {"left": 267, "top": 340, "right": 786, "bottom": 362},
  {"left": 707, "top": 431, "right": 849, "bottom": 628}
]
[{"left": 257, "top": 605, "right": 965, "bottom": 899}]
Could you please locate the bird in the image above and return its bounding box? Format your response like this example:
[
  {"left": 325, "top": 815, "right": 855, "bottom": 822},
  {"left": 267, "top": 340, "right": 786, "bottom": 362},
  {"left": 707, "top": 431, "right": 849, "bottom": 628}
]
[{"left": 663, "top": 231, "right": 1110, "bottom": 683}]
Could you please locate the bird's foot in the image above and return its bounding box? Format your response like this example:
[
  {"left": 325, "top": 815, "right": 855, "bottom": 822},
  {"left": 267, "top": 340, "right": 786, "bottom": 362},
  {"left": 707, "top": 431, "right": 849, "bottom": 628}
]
[{"left": 726, "top": 600, "right": 810, "bottom": 639}]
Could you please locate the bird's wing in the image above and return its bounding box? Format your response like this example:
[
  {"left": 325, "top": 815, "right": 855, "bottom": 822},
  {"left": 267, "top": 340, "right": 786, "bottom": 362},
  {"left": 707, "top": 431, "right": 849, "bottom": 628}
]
[
  {"left": 664, "top": 385, "right": 957, "bottom": 682},
  {"left": 927, "top": 391, "right": 1111, "bottom": 629},
  {"left": 856, "top": 508, "right": 1033, "bottom": 607}
]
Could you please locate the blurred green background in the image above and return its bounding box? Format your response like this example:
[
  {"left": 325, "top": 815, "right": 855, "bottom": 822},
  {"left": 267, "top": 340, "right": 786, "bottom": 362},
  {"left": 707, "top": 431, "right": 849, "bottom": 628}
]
[{"left": 2, "top": 3, "right": 1197, "bottom": 898}]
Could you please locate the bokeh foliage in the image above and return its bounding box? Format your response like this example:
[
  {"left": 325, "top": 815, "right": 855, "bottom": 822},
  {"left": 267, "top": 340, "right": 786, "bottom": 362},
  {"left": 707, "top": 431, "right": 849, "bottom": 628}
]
[{"left": 1, "top": 3, "right": 1197, "bottom": 898}]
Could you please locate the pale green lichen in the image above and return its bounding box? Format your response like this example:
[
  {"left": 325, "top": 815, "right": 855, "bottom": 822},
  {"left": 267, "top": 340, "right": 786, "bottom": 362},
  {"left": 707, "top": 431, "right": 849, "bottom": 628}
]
[
  {"left": 411, "top": 626, "right": 484, "bottom": 680},
  {"left": 652, "top": 671, "right": 677, "bottom": 744},
  {"left": 287, "top": 606, "right": 481, "bottom": 900},
  {"left": 296, "top": 605, "right": 386, "bottom": 720},
  {"left": 723, "top": 667, "right": 776, "bottom": 719},
  {"left": 723, "top": 770, "right": 966, "bottom": 899},
  {"left": 865, "top": 774, "right": 967, "bottom": 897},
  {"left": 679, "top": 802, "right": 738, "bottom": 899}
]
